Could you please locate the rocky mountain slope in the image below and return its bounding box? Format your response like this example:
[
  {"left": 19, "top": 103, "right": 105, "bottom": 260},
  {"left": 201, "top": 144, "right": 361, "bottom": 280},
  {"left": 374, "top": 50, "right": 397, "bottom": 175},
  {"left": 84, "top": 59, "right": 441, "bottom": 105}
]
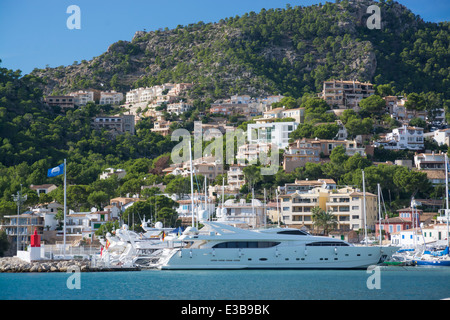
[{"left": 31, "top": 0, "right": 449, "bottom": 100}]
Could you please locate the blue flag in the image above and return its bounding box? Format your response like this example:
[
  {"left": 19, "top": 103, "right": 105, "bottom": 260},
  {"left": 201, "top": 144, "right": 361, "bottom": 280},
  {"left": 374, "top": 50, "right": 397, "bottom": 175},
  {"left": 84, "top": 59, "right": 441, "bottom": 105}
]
[{"left": 47, "top": 163, "right": 64, "bottom": 177}]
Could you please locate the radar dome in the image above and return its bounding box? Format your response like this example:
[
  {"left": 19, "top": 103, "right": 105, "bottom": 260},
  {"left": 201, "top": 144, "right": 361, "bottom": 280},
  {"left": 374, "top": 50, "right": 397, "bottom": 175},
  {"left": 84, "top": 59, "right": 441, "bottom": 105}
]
[{"left": 198, "top": 210, "right": 208, "bottom": 221}]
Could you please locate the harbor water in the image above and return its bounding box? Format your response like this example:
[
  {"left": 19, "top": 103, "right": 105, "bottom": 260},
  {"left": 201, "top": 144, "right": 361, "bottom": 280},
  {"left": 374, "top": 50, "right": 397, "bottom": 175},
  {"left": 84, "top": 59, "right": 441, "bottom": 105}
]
[{"left": 1, "top": 267, "right": 449, "bottom": 300}]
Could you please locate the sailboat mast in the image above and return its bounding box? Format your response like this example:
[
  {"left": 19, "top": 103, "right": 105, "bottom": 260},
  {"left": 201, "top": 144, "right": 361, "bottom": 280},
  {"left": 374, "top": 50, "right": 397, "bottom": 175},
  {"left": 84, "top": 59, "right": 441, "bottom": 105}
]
[
  {"left": 276, "top": 189, "right": 280, "bottom": 227},
  {"left": 446, "top": 153, "right": 449, "bottom": 248},
  {"left": 189, "top": 140, "right": 195, "bottom": 227},
  {"left": 362, "top": 170, "right": 368, "bottom": 246},
  {"left": 264, "top": 188, "right": 267, "bottom": 229},
  {"left": 378, "top": 183, "right": 382, "bottom": 245}
]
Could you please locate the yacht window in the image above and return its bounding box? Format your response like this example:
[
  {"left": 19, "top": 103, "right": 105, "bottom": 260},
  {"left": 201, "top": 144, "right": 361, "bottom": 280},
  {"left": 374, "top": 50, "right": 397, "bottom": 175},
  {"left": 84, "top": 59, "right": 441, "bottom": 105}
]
[
  {"left": 306, "top": 241, "right": 349, "bottom": 246},
  {"left": 213, "top": 241, "right": 280, "bottom": 249},
  {"left": 277, "top": 230, "right": 309, "bottom": 236}
]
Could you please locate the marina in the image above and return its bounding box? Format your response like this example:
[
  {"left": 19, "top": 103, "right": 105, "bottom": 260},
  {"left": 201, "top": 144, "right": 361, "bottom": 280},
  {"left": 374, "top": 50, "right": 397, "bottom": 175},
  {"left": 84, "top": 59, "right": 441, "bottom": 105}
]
[{"left": 1, "top": 267, "right": 449, "bottom": 300}]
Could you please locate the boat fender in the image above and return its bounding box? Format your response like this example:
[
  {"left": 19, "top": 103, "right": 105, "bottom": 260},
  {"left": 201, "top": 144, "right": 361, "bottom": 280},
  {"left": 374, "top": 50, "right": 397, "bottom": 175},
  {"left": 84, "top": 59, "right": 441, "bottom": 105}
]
[
  {"left": 334, "top": 247, "right": 338, "bottom": 255},
  {"left": 238, "top": 248, "right": 242, "bottom": 258},
  {"left": 190, "top": 249, "right": 193, "bottom": 258},
  {"left": 275, "top": 248, "right": 279, "bottom": 257},
  {"left": 212, "top": 249, "right": 216, "bottom": 257},
  {"left": 304, "top": 249, "right": 308, "bottom": 256}
]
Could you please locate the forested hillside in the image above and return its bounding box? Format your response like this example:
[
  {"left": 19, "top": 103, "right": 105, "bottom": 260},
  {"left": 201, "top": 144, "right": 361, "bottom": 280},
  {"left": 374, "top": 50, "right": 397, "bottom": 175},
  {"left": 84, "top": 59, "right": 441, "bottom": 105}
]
[
  {"left": 31, "top": 0, "right": 449, "bottom": 100},
  {"left": 0, "top": 0, "right": 449, "bottom": 218}
]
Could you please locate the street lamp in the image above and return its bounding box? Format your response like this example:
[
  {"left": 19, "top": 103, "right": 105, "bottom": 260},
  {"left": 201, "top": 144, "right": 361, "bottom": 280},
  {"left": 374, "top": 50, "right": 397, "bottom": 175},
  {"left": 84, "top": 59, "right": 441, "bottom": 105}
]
[{"left": 12, "top": 188, "right": 27, "bottom": 252}]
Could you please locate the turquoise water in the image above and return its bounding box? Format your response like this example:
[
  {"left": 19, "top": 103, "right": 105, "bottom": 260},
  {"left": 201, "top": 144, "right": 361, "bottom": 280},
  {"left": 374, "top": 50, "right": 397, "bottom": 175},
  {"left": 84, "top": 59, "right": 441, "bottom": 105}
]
[{"left": 0, "top": 267, "right": 449, "bottom": 300}]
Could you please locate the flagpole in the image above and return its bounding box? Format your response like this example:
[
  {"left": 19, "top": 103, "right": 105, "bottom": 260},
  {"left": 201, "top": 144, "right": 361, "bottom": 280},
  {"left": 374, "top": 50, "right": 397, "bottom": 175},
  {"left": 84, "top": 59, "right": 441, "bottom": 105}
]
[{"left": 63, "top": 158, "right": 67, "bottom": 258}]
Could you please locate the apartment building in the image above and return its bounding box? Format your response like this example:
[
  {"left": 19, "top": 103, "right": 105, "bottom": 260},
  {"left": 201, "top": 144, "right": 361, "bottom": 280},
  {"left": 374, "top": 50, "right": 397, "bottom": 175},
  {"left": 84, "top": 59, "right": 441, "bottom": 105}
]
[
  {"left": 183, "top": 157, "right": 224, "bottom": 181},
  {"left": 69, "top": 90, "right": 95, "bottom": 106},
  {"left": 0, "top": 213, "right": 45, "bottom": 250},
  {"left": 236, "top": 143, "right": 271, "bottom": 164},
  {"left": 247, "top": 122, "right": 298, "bottom": 149},
  {"left": 259, "top": 106, "right": 305, "bottom": 124},
  {"left": 283, "top": 179, "right": 337, "bottom": 194},
  {"left": 166, "top": 156, "right": 224, "bottom": 181},
  {"left": 209, "top": 103, "right": 251, "bottom": 116},
  {"left": 151, "top": 118, "right": 172, "bottom": 136},
  {"left": 99, "top": 91, "right": 124, "bottom": 105},
  {"left": 167, "top": 101, "right": 193, "bottom": 115},
  {"left": 413, "top": 152, "right": 447, "bottom": 186},
  {"left": 92, "top": 114, "right": 135, "bottom": 134},
  {"left": 125, "top": 83, "right": 192, "bottom": 105},
  {"left": 44, "top": 96, "right": 75, "bottom": 110},
  {"left": 414, "top": 152, "right": 446, "bottom": 170},
  {"left": 227, "top": 164, "right": 246, "bottom": 189},
  {"left": 283, "top": 138, "right": 322, "bottom": 173},
  {"left": 374, "top": 125, "right": 424, "bottom": 150},
  {"left": 283, "top": 138, "right": 365, "bottom": 172},
  {"left": 279, "top": 187, "right": 377, "bottom": 231},
  {"left": 320, "top": 79, "right": 375, "bottom": 109},
  {"left": 384, "top": 96, "right": 444, "bottom": 124}
]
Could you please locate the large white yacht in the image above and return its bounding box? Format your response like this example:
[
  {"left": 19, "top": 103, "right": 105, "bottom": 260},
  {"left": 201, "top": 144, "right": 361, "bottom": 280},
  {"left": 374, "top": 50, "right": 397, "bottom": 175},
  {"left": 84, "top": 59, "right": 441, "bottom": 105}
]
[{"left": 153, "top": 221, "right": 399, "bottom": 270}]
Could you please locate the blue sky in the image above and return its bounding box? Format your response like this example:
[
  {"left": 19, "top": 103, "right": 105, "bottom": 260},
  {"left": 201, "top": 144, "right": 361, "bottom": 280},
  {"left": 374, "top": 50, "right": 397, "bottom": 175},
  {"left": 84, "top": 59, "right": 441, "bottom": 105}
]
[{"left": 0, "top": 0, "right": 448, "bottom": 75}]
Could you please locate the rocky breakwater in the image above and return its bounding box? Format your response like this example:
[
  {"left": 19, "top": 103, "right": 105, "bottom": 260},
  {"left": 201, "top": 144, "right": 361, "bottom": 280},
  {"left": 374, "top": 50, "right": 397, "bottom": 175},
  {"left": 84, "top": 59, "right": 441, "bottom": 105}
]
[
  {"left": 0, "top": 257, "right": 140, "bottom": 272},
  {"left": 0, "top": 257, "right": 91, "bottom": 273}
]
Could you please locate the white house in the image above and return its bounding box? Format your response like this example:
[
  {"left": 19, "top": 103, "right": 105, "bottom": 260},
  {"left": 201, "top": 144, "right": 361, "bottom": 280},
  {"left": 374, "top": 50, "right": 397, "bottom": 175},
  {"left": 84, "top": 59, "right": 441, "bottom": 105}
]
[
  {"left": 100, "top": 91, "right": 124, "bottom": 105},
  {"left": 236, "top": 143, "right": 271, "bottom": 164},
  {"left": 414, "top": 152, "right": 446, "bottom": 170},
  {"left": 29, "top": 184, "right": 57, "bottom": 195},
  {"left": 227, "top": 164, "right": 246, "bottom": 190},
  {"left": 216, "top": 199, "right": 266, "bottom": 228},
  {"left": 69, "top": 90, "right": 95, "bottom": 106},
  {"left": 247, "top": 122, "right": 298, "bottom": 149},
  {"left": 391, "top": 224, "right": 450, "bottom": 247},
  {"left": 432, "top": 129, "right": 450, "bottom": 146},
  {"left": 374, "top": 125, "right": 424, "bottom": 151},
  {"left": 100, "top": 168, "right": 126, "bottom": 180},
  {"left": 167, "top": 101, "right": 193, "bottom": 115},
  {"left": 177, "top": 194, "right": 215, "bottom": 220},
  {"left": 259, "top": 107, "right": 305, "bottom": 124},
  {"left": 230, "top": 95, "right": 251, "bottom": 104}
]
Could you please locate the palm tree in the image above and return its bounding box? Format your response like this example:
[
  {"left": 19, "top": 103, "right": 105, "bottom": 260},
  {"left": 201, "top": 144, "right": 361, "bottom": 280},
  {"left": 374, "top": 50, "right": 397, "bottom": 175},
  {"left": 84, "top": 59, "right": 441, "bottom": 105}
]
[{"left": 311, "top": 206, "right": 338, "bottom": 236}]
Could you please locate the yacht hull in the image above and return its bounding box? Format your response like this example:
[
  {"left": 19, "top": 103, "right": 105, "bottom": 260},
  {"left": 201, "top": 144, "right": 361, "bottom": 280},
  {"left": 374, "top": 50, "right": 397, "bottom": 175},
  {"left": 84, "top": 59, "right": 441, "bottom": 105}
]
[
  {"left": 159, "top": 246, "right": 398, "bottom": 270},
  {"left": 413, "top": 259, "right": 450, "bottom": 267}
]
